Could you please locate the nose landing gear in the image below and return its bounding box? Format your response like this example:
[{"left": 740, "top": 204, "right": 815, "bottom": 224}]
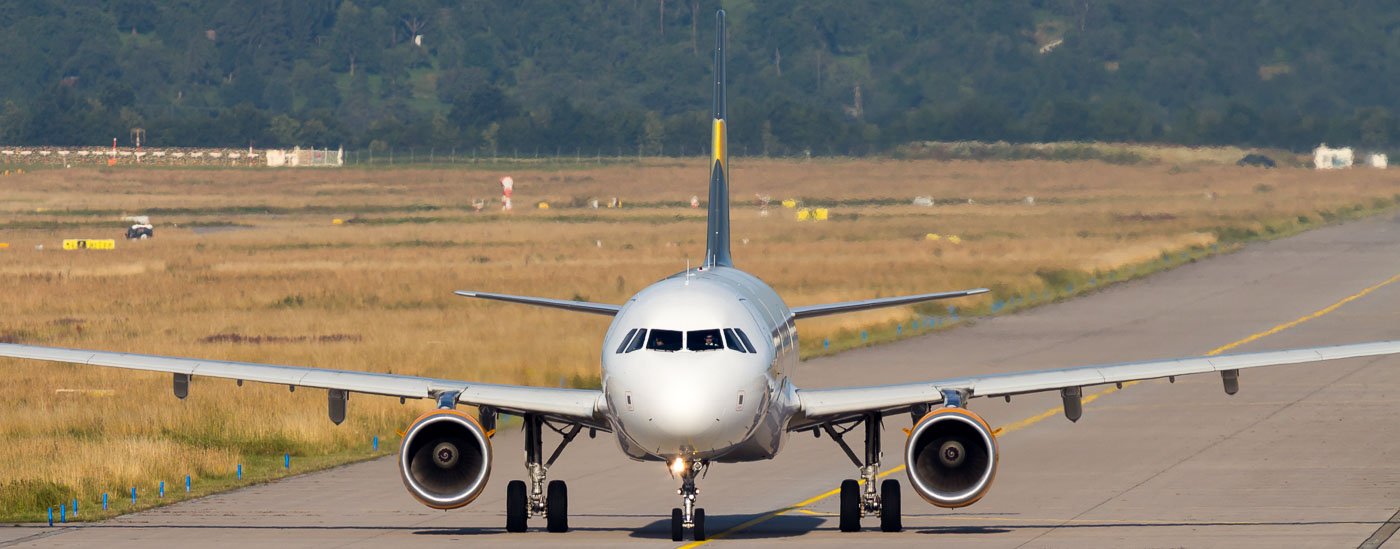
[{"left": 670, "top": 459, "right": 707, "bottom": 542}]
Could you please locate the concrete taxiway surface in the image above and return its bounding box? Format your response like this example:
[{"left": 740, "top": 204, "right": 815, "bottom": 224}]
[{"left": 5, "top": 213, "right": 1400, "bottom": 548}]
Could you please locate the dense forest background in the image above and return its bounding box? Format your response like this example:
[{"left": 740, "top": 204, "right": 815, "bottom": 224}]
[{"left": 1, "top": 0, "right": 1398, "bottom": 154}]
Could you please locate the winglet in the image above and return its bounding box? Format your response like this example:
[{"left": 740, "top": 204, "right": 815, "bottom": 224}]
[{"left": 705, "top": 9, "right": 733, "bottom": 268}]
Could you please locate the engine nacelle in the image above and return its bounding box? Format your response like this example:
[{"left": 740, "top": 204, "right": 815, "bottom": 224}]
[
  {"left": 398, "top": 409, "right": 493, "bottom": 509},
  {"left": 904, "top": 407, "right": 998, "bottom": 508}
]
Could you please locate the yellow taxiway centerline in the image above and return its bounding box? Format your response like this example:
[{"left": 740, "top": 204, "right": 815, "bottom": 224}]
[{"left": 677, "top": 271, "right": 1400, "bottom": 548}]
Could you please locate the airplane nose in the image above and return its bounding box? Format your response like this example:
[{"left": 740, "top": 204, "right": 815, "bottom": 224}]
[
  {"left": 616, "top": 359, "right": 764, "bottom": 455},
  {"left": 648, "top": 385, "right": 729, "bottom": 443}
]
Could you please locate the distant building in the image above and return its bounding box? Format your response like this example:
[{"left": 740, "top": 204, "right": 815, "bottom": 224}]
[
  {"left": 266, "top": 147, "right": 343, "bottom": 167},
  {"left": 1314, "top": 144, "right": 1354, "bottom": 169},
  {"left": 1367, "top": 153, "right": 1388, "bottom": 169}
]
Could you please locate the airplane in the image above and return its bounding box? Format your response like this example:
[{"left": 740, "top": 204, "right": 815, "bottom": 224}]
[{"left": 4, "top": 10, "right": 1400, "bottom": 544}]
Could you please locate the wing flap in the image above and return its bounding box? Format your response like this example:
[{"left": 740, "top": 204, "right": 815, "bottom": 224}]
[
  {"left": 790, "top": 288, "right": 989, "bottom": 319},
  {"left": 0, "top": 343, "right": 605, "bottom": 424}
]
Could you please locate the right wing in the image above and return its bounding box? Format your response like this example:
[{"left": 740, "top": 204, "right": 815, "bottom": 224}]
[
  {"left": 455, "top": 290, "right": 621, "bottom": 316},
  {"left": 790, "top": 288, "right": 989, "bottom": 319},
  {"left": 791, "top": 339, "right": 1400, "bottom": 428},
  {"left": 0, "top": 343, "right": 609, "bottom": 429}
]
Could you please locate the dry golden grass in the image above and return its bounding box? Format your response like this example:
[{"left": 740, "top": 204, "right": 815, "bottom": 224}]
[{"left": 1, "top": 157, "right": 1397, "bottom": 520}]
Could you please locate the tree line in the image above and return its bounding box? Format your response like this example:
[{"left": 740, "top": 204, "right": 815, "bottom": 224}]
[{"left": 2, "top": 1, "right": 1399, "bottom": 154}]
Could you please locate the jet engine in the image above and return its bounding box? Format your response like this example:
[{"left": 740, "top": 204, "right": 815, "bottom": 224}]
[
  {"left": 904, "top": 407, "right": 998, "bottom": 508},
  {"left": 398, "top": 409, "right": 493, "bottom": 509}
]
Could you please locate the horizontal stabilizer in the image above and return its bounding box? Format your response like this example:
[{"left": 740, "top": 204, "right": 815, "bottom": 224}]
[
  {"left": 455, "top": 291, "right": 621, "bottom": 316},
  {"left": 789, "top": 288, "right": 989, "bottom": 319}
]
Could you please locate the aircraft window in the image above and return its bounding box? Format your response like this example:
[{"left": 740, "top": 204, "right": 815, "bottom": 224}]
[
  {"left": 723, "top": 329, "right": 747, "bottom": 353},
  {"left": 733, "top": 329, "right": 757, "bottom": 353},
  {"left": 687, "top": 329, "right": 724, "bottom": 352},
  {"left": 646, "top": 329, "right": 683, "bottom": 352},
  {"left": 615, "top": 328, "right": 639, "bottom": 354},
  {"left": 625, "top": 329, "right": 646, "bottom": 353}
]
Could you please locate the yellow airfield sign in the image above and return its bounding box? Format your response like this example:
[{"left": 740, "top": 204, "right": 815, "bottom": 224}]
[{"left": 62, "top": 239, "right": 116, "bottom": 250}]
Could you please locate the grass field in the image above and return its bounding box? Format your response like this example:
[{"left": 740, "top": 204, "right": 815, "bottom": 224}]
[{"left": 1, "top": 155, "right": 1397, "bottom": 522}]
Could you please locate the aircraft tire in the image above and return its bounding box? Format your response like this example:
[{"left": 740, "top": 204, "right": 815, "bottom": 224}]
[
  {"left": 506, "top": 480, "right": 528, "bottom": 532},
  {"left": 671, "top": 508, "right": 684, "bottom": 541},
  {"left": 694, "top": 508, "right": 706, "bottom": 541},
  {"left": 546, "top": 480, "right": 568, "bottom": 532},
  {"left": 879, "top": 479, "right": 902, "bottom": 532},
  {"left": 839, "top": 479, "right": 861, "bottom": 532}
]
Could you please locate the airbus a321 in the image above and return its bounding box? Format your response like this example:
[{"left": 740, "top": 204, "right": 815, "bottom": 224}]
[{"left": 4, "top": 10, "right": 1400, "bottom": 543}]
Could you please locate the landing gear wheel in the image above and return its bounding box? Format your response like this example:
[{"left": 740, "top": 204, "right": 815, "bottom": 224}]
[
  {"left": 879, "top": 479, "right": 902, "bottom": 532},
  {"left": 839, "top": 479, "right": 861, "bottom": 532},
  {"left": 546, "top": 480, "right": 569, "bottom": 532},
  {"left": 671, "top": 508, "right": 684, "bottom": 542},
  {"left": 693, "top": 508, "right": 706, "bottom": 541},
  {"left": 506, "top": 480, "right": 528, "bottom": 532}
]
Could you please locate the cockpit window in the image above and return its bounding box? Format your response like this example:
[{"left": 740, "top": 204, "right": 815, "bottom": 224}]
[
  {"left": 723, "top": 328, "right": 747, "bottom": 353},
  {"left": 625, "top": 329, "right": 646, "bottom": 353},
  {"left": 615, "top": 328, "right": 639, "bottom": 354},
  {"left": 733, "top": 328, "right": 757, "bottom": 353},
  {"left": 687, "top": 329, "right": 724, "bottom": 352},
  {"left": 646, "top": 329, "right": 683, "bottom": 352}
]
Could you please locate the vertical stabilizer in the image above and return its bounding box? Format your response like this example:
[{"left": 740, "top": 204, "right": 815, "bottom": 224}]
[{"left": 705, "top": 10, "right": 733, "bottom": 268}]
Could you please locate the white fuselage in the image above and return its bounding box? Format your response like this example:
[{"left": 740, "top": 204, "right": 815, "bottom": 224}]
[{"left": 600, "top": 266, "right": 801, "bottom": 463}]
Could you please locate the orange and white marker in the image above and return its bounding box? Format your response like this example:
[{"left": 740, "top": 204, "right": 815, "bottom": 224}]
[{"left": 500, "top": 176, "right": 514, "bottom": 211}]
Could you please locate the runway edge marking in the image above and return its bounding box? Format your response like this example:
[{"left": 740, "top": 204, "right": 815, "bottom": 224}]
[
  {"left": 678, "top": 271, "right": 1400, "bottom": 548},
  {"left": 1358, "top": 507, "right": 1400, "bottom": 549},
  {"left": 0, "top": 527, "right": 81, "bottom": 548}
]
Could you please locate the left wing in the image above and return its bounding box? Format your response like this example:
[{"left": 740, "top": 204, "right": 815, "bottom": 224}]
[
  {"left": 0, "top": 343, "right": 608, "bottom": 428},
  {"left": 791, "top": 339, "right": 1400, "bottom": 428}
]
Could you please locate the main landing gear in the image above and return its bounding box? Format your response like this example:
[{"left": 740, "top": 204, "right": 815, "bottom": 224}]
[
  {"left": 821, "top": 412, "right": 901, "bottom": 533},
  {"left": 670, "top": 458, "right": 708, "bottom": 542},
  {"left": 503, "top": 412, "right": 582, "bottom": 533}
]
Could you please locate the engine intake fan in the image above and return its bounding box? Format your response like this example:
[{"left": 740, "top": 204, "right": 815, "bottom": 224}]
[
  {"left": 399, "top": 409, "right": 492, "bottom": 509},
  {"left": 904, "top": 407, "right": 998, "bottom": 508}
]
